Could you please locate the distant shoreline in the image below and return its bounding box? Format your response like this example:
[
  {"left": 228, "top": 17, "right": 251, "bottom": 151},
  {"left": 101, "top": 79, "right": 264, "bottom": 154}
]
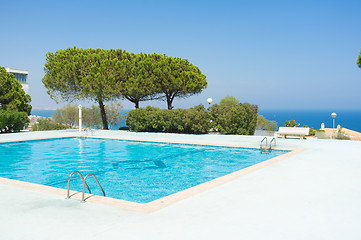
[{"left": 31, "top": 109, "right": 361, "bottom": 132}]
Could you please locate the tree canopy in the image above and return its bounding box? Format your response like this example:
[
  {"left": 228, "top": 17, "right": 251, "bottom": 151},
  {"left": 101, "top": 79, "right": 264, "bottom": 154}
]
[
  {"left": 357, "top": 50, "right": 361, "bottom": 68},
  {"left": 116, "top": 53, "right": 207, "bottom": 109},
  {"left": 152, "top": 54, "right": 207, "bottom": 109},
  {"left": 43, "top": 47, "right": 125, "bottom": 129},
  {"left": 118, "top": 52, "right": 161, "bottom": 108},
  {"left": 43, "top": 48, "right": 207, "bottom": 119},
  {"left": 0, "top": 66, "right": 31, "bottom": 114}
]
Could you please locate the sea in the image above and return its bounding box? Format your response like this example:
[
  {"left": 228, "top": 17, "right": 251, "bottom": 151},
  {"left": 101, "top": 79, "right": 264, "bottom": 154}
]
[
  {"left": 31, "top": 109, "right": 361, "bottom": 132},
  {"left": 259, "top": 109, "right": 361, "bottom": 132}
]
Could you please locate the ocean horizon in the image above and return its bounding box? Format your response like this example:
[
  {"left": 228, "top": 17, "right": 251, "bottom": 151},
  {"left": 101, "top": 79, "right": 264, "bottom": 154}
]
[
  {"left": 31, "top": 108, "right": 361, "bottom": 132},
  {"left": 259, "top": 109, "right": 361, "bottom": 132}
]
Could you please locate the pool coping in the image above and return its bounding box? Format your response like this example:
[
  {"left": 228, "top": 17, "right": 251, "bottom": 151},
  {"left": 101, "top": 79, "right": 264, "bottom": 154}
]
[{"left": 0, "top": 134, "right": 305, "bottom": 213}]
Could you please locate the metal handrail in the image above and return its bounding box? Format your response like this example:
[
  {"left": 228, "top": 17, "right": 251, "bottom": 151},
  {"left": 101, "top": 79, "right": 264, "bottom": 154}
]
[
  {"left": 260, "top": 137, "right": 268, "bottom": 150},
  {"left": 269, "top": 137, "right": 276, "bottom": 150},
  {"left": 66, "top": 171, "right": 91, "bottom": 199},
  {"left": 82, "top": 173, "right": 106, "bottom": 202}
]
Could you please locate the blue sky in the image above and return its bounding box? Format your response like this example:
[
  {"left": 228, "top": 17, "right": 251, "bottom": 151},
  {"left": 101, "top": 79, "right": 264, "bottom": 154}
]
[{"left": 1, "top": 0, "right": 360, "bottom": 110}]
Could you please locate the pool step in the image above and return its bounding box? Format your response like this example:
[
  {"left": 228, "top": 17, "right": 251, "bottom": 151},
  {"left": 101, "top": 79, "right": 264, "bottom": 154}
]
[{"left": 66, "top": 171, "right": 106, "bottom": 202}]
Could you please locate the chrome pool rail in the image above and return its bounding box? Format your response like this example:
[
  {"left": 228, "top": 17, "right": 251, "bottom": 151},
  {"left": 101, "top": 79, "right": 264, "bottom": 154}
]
[
  {"left": 269, "top": 137, "right": 276, "bottom": 150},
  {"left": 66, "top": 171, "right": 91, "bottom": 199},
  {"left": 82, "top": 173, "right": 106, "bottom": 202},
  {"left": 260, "top": 137, "right": 277, "bottom": 152},
  {"left": 260, "top": 137, "right": 268, "bottom": 150}
]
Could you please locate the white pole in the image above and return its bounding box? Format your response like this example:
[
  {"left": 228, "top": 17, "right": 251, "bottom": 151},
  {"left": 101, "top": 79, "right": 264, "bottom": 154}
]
[
  {"left": 331, "top": 112, "right": 337, "bottom": 139},
  {"left": 78, "top": 104, "right": 82, "bottom": 132}
]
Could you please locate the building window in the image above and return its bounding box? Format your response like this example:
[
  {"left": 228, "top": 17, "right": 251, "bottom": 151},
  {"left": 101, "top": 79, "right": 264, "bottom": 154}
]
[{"left": 13, "top": 73, "right": 28, "bottom": 84}]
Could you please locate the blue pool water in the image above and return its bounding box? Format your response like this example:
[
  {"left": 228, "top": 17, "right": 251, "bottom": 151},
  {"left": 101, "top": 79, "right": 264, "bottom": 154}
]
[{"left": 0, "top": 138, "right": 288, "bottom": 203}]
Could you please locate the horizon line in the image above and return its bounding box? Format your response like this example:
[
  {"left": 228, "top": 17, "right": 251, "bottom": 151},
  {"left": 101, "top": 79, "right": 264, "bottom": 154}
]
[{"left": 31, "top": 107, "right": 361, "bottom": 111}]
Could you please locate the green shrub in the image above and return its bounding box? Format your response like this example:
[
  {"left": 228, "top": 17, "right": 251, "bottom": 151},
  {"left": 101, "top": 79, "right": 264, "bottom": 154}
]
[
  {"left": 303, "top": 125, "right": 315, "bottom": 136},
  {"left": 82, "top": 105, "right": 103, "bottom": 129},
  {"left": 219, "top": 95, "right": 239, "bottom": 106},
  {"left": 0, "top": 67, "right": 32, "bottom": 115},
  {"left": 126, "top": 106, "right": 158, "bottom": 132},
  {"left": 309, "top": 127, "right": 315, "bottom": 136},
  {"left": 52, "top": 104, "right": 78, "bottom": 128},
  {"left": 209, "top": 102, "right": 258, "bottom": 135},
  {"left": 31, "top": 118, "right": 68, "bottom": 131},
  {"left": 126, "top": 105, "right": 210, "bottom": 134},
  {"left": 52, "top": 102, "right": 123, "bottom": 129},
  {"left": 256, "top": 115, "right": 277, "bottom": 131},
  {"left": 284, "top": 120, "right": 300, "bottom": 127},
  {"left": 0, "top": 110, "right": 29, "bottom": 133},
  {"left": 333, "top": 127, "right": 350, "bottom": 140},
  {"left": 334, "top": 132, "right": 350, "bottom": 140},
  {"left": 178, "top": 105, "right": 210, "bottom": 134},
  {"left": 315, "top": 130, "right": 326, "bottom": 139},
  {"left": 126, "top": 99, "right": 258, "bottom": 135}
]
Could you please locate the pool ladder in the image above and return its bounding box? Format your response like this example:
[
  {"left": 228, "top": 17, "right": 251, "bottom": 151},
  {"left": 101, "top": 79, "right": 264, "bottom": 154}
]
[
  {"left": 260, "top": 137, "right": 276, "bottom": 152},
  {"left": 269, "top": 137, "right": 276, "bottom": 150},
  {"left": 66, "top": 171, "right": 106, "bottom": 202}
]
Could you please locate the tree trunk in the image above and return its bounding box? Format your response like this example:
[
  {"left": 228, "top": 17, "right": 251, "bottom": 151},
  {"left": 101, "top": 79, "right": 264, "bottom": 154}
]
[
  {"left": 98, "top": 98, "right": 109, "bottom": 130},
  {"left": 166, "top": 97, "right": 173, "bottom": 110},
  {"left": 166, "top": 91, "right": 177, "bottom": 110},
  {"left": 125, "top": 96, "right": 140, "bottom": 109}
]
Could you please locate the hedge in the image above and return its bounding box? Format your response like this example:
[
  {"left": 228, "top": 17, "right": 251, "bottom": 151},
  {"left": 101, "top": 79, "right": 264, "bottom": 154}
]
[
  {"left": 0, "top": 110, "right": 29, "bottom": 133},
  {"left": 126, "top": 105, "right": 210, "bottom": 134},
  {"left": 209, "top": 102, "right": 258, "bottom": 135}
]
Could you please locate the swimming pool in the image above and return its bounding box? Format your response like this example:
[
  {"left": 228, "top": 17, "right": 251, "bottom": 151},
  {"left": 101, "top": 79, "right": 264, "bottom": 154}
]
[{"left": 0, "top": 137, "right": 288, "bottom": 203}]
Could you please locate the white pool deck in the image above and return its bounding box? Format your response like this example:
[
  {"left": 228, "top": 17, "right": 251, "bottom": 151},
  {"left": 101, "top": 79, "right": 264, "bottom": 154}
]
[{"left": 1, "top": 130, "right": 361, "bottom": 240}]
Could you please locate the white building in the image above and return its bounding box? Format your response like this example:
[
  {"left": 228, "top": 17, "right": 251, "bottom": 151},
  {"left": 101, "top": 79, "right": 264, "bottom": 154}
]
[{"left": 5, "top": 67, "right": 29, "bottom": 94}]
